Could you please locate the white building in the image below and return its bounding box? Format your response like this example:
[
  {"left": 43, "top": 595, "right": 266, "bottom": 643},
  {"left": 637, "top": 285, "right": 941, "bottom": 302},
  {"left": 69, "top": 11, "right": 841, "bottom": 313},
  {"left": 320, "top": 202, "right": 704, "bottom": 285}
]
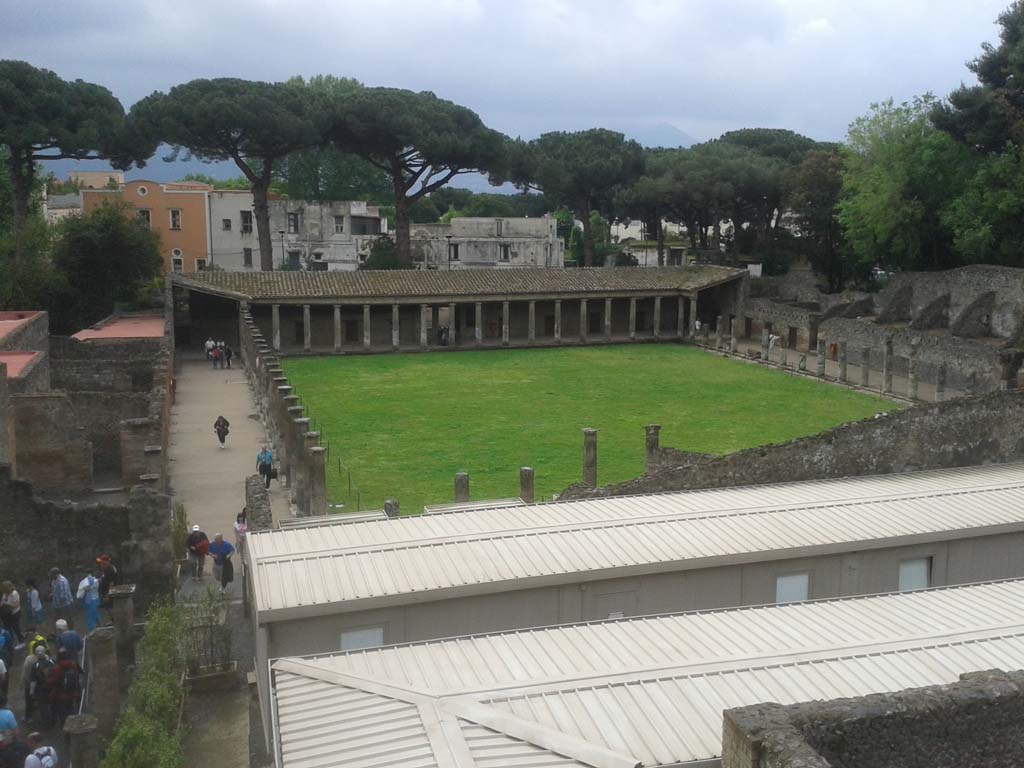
[
  {"left": 207, "top": 192, "right": 388, "bottom": 271},
  {"left": 410, "top": 216, "right": 564, "bottom": 269}
]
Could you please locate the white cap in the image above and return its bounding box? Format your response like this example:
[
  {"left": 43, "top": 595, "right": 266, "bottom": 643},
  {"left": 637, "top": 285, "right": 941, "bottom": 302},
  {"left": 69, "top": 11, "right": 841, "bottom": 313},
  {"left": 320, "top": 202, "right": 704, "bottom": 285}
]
[
  {"left": 56, "top": 619, "right": 68, "bottom": 631},
  {"left": 34, "top": 645, "right": 46, "bottom": 656},
  {"left": 192, "top": 525, "right": 200, "bottom": 532}
]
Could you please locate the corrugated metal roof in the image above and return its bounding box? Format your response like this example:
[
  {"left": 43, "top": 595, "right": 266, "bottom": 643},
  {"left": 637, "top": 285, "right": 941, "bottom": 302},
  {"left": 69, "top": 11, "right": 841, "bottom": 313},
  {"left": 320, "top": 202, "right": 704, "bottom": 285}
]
[
  {"left": 249, "top": 464, "right": 1024, "bottom": 617},
  {"left": 173, "top": 265, "right": 743, "bottom": 302},
  {"left": 270, "top": 579, "right": 1024, "bottom": 768}
]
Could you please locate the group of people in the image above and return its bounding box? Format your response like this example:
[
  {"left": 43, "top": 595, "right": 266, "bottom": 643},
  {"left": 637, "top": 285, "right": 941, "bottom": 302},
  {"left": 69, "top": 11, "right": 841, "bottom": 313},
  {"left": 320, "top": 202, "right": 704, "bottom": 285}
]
[
  {"left": 184, "top": 511, "right": 248, "bottom": 593},
  {"left": 0, "top": 561, "right": 111, "bottom": 767},
  {"left": 204, "top": 338, "right": 234, "bottom": 369}
]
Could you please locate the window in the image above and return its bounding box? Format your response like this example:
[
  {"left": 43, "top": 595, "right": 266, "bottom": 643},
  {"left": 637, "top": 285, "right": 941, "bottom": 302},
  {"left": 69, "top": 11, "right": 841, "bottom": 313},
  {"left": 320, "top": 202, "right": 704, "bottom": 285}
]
[
  {"left": 358, "top": 253, "right": 367, "bottom": 264},
  {"left": 898, "top": 557, "right": 932, "bottom": 592},
  {"left": 495, "top": 218, "right": 503, "bottom": 236},
  {"left": 240, "top": 210, "right": 253, "bottom": 233},
  {"left": 169, "top": 208, "right": 182, "bottom": 230},
  {"left": 449, "top": 243, "right": 460, "bottom": 261},
  {"left": 137, "top": 209, "right": 151, "bottom": 227},
  {"left": 172, "top": 248, "right": 183, "bottom": 257},
  {"left": 287, "top": 212, "right": 300, "bottom": 234},
  {"left": 171, "top": 258, "right": 183, "bottom": 274},
  {"left": 287, "top": 250, "right": 301, "bottom": 270},
  {"left": 221, "top": 218, "right": 232, "bottom": 231},
  {"left": 334, "top": 215, "right": 344, "bottom": 234},
  {"left": 340, "top": 625, "right": 384, "bottom": 652},
  {"left": 243, "top": 247, "right": 253, "bottom": 268},
  {"left": 195, "top": 258, "right": 207, "bottom": 271},
  {"left": 137, "top": 185, "right": 148, "bottom": 197},
  {"left": 775, "top": 572, "right": 810, "bottom": 604},
  {"left": 499, "top": 244, "right": 512, "bottom": 262}
]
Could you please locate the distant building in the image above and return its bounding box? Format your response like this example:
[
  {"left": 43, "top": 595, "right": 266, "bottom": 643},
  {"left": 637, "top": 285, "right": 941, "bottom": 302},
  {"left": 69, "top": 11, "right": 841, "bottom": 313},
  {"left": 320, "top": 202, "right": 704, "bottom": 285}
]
[
  {"left": 42, "top": 192, "right": 81, "bottom": 224},
  {"left": 411, "top": 216, "right": 564, "bottom": 269},
  {"left": 82, "top": 180, "right": 212, "bottom": 274},
  {"left": 207, "top": 189, "right": 260, "bottom": 270},
  {"left": 268, "top": 200, "right": 387, "bottom": 271},
  {"left": 66, "top": 170, "right": 124, "bottom": 189}
]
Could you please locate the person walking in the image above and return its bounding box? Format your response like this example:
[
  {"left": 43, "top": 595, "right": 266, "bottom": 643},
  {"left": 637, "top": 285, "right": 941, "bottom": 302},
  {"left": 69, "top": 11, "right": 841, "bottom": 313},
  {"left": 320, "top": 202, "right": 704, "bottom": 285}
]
[
  {"left": 223, "top": 344, "right": 234, "bottom": 369},
  {"left": 217, "top": 341, "right": 226, "bottom": 369},
  {"left": 210, "top": 345, "right": 220, "bottom": 369},
  {"left": 233, "top": 510, "right": 248, "bottom": 550},
  {"left": 22, "top": 733, "right": 57, "bottom": 768},
  {"left": 75, "top": 573, "right": 101, "bottom": 633},
  {"left": 257, "top": 445, "right": 274, "bottom": 489},
  {"left": 204, "top": 337, "right": 215, "bottom": 362},
  {"left": 47, "top": 570, "right": 72, "bottom": 626},
  {"left": 46, "top": 649, "right": 81, "bottom": 727},
  {"left": 21, "top": 583, "right": 41, "bottom": 632},
  {"left": 0, "top": 585, "right": 23, "bottom": 650},
  {"left": 26, "top": 648, "right": 53, "bottom": 729},
  {"left": 186, "top": 525, "right": 210, "bottom": 579},
  {"left": 96, "top": 555, "right": 119, "bottom": 612},
  {"left": 214, "top": 415, "right": 230, "bottom": 448},
  {"left": 54, "top": 621, "right": 83, "bottom": 669},
  {"left": 208, "top": 535, "right": 235, "bottom": 593}
]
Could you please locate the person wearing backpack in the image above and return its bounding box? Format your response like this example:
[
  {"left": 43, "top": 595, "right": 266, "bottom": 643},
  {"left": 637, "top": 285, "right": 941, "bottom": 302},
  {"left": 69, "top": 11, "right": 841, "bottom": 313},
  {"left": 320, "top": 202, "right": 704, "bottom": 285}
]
[
  {"left": 75, "top": 574, "right": 101, "bottom": 633},
  {"left": 26, "top": 648, "right": 53, "bottom": 728},
  {"left": 47, "top": 650, "right": 80, "bottom": 727},
  {"left": 186, "top": 526, "right": 210, "bottom": 579},
  {"left": 54, "top": 622, "right": 82, "bottom": 668},
  {"left": 22, "top": 733, "right": 56, "bottom": 768}
]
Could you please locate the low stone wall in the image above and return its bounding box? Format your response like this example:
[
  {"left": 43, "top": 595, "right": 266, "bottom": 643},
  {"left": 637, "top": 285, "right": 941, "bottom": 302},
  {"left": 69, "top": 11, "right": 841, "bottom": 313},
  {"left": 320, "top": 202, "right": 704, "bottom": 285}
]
[
  {"left": 0, "top": 310, "right": 49, "bottom": 353},
  {"left": 245, "top": 474, "right": 273, "bottom": 530},
  {"left": 0, "top": 464, "right": 173, "bottom": 608},
  {"left": 561, "top": 390, "right": 1024, "bottom": 499},
  {"left": 722, "top": 669, "right": 1024, "bottom": 768}
]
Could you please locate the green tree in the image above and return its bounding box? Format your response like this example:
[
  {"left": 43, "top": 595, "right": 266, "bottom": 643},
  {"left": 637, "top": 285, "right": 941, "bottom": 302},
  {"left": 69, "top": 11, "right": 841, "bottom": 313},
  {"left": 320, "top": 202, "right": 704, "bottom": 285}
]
[
  {"left": 359, "top": 235, "right": 409, "bottom": 269},
  {"left": 49, "top": 201, "right": 162, "bottom": 333},
  {"left": 839, "top": 96, "right": 974, "bottom": 274},
  {"left": 522, "top": 129, "right": 644, "bottom": 266},
  {"left": 179, "top": 172, "right": 252, "bottom": 190},
  {"left": 945, "top": 144, "right": 1024, "bottom": 265},
  {"left": 791, "top": 149, "right": 848, "bottom": 290},
  {"left": 274, "top": 146, "right": 392, "bottom": 203},
  {"left": 0, "top": 60, "right": 145, "bottom": 264},
  {"left": 325, "top": 87, "right": 509, "bottom": 266},
  {"left": 409, "top": 196, "right": 441, "bottom": 223},
  {"left": 130, "top": 78, "right": 317, "bottom": 271},
  {"left": 718, "top": 128, "right": 825, "bottom": 164}
]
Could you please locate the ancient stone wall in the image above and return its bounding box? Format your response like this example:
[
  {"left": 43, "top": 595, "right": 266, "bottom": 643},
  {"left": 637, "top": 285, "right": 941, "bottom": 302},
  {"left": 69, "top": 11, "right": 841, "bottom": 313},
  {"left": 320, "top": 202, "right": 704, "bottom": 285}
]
[
  {"left": 562, "top": 390, "right": 1024, "bottom": 499},
  {"left": 723, "top": 670, "right": 1024, "bottom": 768},
  {"left": 10, "top": 392, "right": 93, "bottom": 494},
  {"left": 0, "top": 311, "right": 49, "bottom": 353}
]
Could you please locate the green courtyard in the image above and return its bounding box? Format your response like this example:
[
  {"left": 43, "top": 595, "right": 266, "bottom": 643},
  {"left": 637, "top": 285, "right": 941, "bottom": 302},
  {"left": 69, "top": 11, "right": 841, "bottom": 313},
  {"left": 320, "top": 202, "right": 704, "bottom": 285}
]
[{"left": 282, "top": 345, "right": 898, "bottom": 513}]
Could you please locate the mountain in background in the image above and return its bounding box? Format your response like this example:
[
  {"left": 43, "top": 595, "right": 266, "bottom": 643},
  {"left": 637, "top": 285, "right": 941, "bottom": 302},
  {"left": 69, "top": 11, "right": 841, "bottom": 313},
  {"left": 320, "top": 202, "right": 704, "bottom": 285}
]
[{"left": 623, "top": 122, "right": 698, "bottom": 149}]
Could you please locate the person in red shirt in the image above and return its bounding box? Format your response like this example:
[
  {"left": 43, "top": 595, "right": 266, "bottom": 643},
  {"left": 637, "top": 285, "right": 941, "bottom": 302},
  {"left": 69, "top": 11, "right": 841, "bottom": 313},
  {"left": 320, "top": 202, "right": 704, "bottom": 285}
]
[{"left": 46, "top": 649, "right": 81, "bottom": 727}]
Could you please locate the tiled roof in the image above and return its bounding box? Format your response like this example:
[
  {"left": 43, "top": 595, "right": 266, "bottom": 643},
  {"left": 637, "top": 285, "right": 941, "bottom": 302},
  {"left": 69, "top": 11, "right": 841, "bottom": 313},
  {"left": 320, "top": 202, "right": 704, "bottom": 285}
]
[{"left": 173, "top": 266, "right": 744, "bottom": 301}]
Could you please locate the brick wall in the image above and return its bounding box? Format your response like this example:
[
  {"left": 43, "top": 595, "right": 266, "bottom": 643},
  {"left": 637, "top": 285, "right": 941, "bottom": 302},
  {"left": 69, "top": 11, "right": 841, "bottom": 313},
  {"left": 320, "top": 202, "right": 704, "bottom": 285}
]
[
  {"left": 723, "top": 670, "right": 1024, "bottom": 768},
  {"left": 562, "top": 390, "right": 1024, "bottom": 500}
]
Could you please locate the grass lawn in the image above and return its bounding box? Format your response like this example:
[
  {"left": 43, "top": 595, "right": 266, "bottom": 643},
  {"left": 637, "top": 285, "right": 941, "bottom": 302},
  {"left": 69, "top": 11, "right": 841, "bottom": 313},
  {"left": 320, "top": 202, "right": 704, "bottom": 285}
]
[{"left": 283, "top": 345, "right": 899, "bottom": 513}]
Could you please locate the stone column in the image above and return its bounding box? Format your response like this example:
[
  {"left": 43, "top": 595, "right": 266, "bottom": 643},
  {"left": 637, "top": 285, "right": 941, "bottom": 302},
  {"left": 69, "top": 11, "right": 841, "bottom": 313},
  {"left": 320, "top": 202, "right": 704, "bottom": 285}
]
[
  {"left": 677, "top": 296, "right": 686, "bottom": 339},
  {"left": 362, "top": 304, "right": 371, "bottom": 350},
  {"left": 475, "top": 301, "right": 483, "bottom": 346},
  {"left": 302, "top": 304, "right": 311, "bottom": 351},
  {"left": 714, "top": 314, "right": 723, "bottom": 349},
  {"left": 582, "top": 428, "right": 598, "bottom": 487},
  {"left": 64, "top": 715, "right": 99, "bottom": 768},
  {"left": 880, "top": 337, "right": 897, "bottom": 393},
  {"left": 420, "top": 304, "right": 429, "bottom": 350},
  {"left": 861, "top": 347, "right": 871, "bottom": 388},
  {"left": 908, "top": 346, "right": 920, "bottom": 400},
  {"left": 308, "top": 446, "right": 327, "bottom": 515},
  {"left": 554, "top": 300, "right": 562, "bottom": 343},
  {"left": 761, "top": 330, "right": 770, "bottom": 360},
  {"left": 604, "top": 298, "right": 613, "bottom": 339},
  {"left": 837, "top": 341, "right": 848, "bottom": 383},
  {"left": 779, "top": 346, "right": 788, "bottom": 368},
  {"left": 729, "top": 317, "right": 738, "bottom": 353},
  {"left": 502, "top": 300, "right": 510, "bottom": 346},
  {"left": 816, "top": 338, "right": 826, "bottom": 377},
  {"left": 384, "top": 499, "right": 400, "bottom": 518},
  {"left": 291, "top": 416, "right": 310, "bottom": 507},
  {"left": 653, "top": 297, "right": 662, "bottom": 339},
  {"left": 271, "top": 304, "right": 281, "bottom": 351},
  {"left": 391, "top": 304, "right": 400, "bottom": 351},
  {"left": 936, "top": 362, "right": 948, "bottom": 402},
  {"left": 527, "top": 301, "right": 536, "bottom": 343},
  {"left": 519, "top": 467, "right": 535, "bottom": 504},
  {"left": 88, "top": 628, "right": 118, "bottom": 740},
  {"left": 628, "top": 298, "right": 637, "bottom": 340},
  {"left": 580, "top": 299, "right": 588, "bottom": 342},
  {"left": 454, "top": 472, "right": 470, "bottom": 503},
  {"left": 448, "top": 302, "right": 456, "bottom": 344},
  {"left": 689, "top": 293, "right": 698, "bottom": 339},
  {"left": 644, "top": 424, "right": 661, "bottom": 475},
  {"left": 333, "top": 304, "right": 342, "bottom": 352},
  {"left": 110, "top": 584, "right": 136, "bottom": 669}
]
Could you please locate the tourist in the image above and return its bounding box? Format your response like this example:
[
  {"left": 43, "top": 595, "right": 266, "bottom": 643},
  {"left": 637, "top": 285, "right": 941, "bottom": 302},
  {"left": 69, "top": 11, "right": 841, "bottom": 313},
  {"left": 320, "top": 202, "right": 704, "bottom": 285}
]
[
  {"left": 214, "top": 415, "right": 230, "bottom": 448},
  {"left": 208, "top": 534, "right": 235, "bottom": 593},
  {"left": 224, "top": 344, "right": 234, "bottom": 369},
  {"left": 96, "top": 555, "right": 119, "bottom": 612},
  {"left": 75, "top": 572, "right": 101, "bottom": 633},
  {"left": 47, "top": 649, "right": 81, "bottom": 727},
  {"left": 26, "top": 647, "right": 53, "bottom": 728},
  {"left": 204, "top": 337, "right": 215, "bottom": 362},
  {"left": 24, "top": 631, "right": 46, "bottom": 660},
  {"left": 0, "top": 700, "right": 18, "bottom": 765},
  {"left": 22, "top": 582, "right": 41, "bottom": 631},
  {"left": 0, "top": 652, "right": 6, "bottom": 704},
  {"left": 0, "top": 585, "right": 23, "bottom": 650},
  {"left": 47, "top": 570, "right": 72, "bottom": 626},
  {"left": 257, "top": 445, "right": 274, "bottom": 489},
  {"left": 22, "top": 733, "right": 56, "bottom": 768},
  {"left": 186, "top": 525, "right": 210, "bottom": 579},
  {"left": 54, "top": 621, "right": 82, "bottom": 668},
  {"left": 217, "top": 341, "right": 226, "bottom": 369},
  {"left": 234, "top": 510, "right": 248, "bottom": 550},
  {"left": 210, "top": 344, "right": 221, "bottom": 369}
]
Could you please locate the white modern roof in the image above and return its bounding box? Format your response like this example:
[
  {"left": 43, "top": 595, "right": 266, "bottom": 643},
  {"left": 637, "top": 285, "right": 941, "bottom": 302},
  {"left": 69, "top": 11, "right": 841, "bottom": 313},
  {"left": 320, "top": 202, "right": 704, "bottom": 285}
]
[
  {"left": 249, "top": 464, "right": 1024, "bottom": 619},
  {"left": 270, "top": 579, "right": 1024, "bottom": 768}
]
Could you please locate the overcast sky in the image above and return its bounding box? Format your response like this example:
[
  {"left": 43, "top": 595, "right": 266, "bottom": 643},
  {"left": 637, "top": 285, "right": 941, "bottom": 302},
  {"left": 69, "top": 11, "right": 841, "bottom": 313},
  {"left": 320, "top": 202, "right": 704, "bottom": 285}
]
[{"left": 1, "top": 0, "right": 1010, "bottom": 145}]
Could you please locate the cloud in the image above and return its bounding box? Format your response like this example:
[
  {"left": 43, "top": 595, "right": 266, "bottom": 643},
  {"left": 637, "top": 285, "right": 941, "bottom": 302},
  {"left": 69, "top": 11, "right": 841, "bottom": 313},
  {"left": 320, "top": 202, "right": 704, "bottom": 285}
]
[{"left": 0, "top": 0, "right": 1009, "bottom": 143}]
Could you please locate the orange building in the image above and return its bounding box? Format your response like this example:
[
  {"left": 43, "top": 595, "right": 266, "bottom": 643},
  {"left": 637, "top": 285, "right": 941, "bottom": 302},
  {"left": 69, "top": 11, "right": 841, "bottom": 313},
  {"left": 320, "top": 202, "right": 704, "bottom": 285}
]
[{"left": 82, "top": 180, "right": 212, "bottom": 274}]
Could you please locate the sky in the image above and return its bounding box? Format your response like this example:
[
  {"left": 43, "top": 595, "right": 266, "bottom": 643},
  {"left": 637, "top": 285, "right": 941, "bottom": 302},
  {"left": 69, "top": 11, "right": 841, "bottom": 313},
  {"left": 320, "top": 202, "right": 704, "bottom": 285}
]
[{"left": 1, "top": 0, "right": 1012, "bottom": 178}]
